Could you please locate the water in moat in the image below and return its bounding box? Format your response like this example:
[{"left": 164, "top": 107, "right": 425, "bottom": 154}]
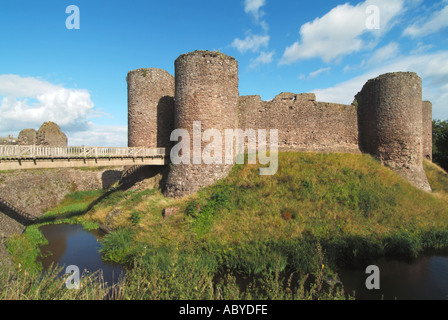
[
  {"left": 38, "top": 223, "right": 125, "bottom": 287},
  {"left": 338, "top": 249, "right": 448, "bottom": 300},
  {"left": 37, "top": 223, "right": 448, "bottom": 299}
]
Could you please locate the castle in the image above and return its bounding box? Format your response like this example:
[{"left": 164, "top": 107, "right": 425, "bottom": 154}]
[{"left": 127, "top": 50, "right": 433, "bottom": 198}]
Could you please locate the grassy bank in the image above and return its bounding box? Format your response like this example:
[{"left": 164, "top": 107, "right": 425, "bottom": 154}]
[
  {"left": 96, "top": 153, "right": 448, "bottom": 266},
  {"left": 5, "top": 189, "right": 104, "bottom": 272},
  {"left": 2, "top": 152, "right": 448, "bottom": 299}
]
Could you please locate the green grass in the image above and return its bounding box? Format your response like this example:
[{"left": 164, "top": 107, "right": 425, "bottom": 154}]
[
  {"left": 172, "top": 153, "right": 447, "bottom": 252},
  {"left": 6, "top": 225, "right": 48, "bottom": 272},
  {"left": 99, "top": 228, "right": 137, "bottom": 263},
  {"left": 40, "top": 189, "right": 104, "bottom": 222},
  {"left": 5, "top": 189, "right": 107, "bottom": 273},
  {"left": 0, "top": 263, "right": 121, "bottom": 300},
  {"left": 424, "top": 159, "right": 448, "bottom": 194},
  {"left": 90, "top": 152, "right": 448, "bottom": 300},
  {"left": 3, "top": 152, "right": 448, "bottom": 300},
  {"left": 97, "top": 152, "right": 448, "bottom": 275},
  {"left": 120, "top": 242, "right": 348, "bottom": 300},
  {"left": 1, "top": 243, "right": 348, "bottom": 300}
]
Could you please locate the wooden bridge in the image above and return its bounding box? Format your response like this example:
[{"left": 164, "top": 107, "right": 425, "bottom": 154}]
[{"left": 0, "top": 145, "right": 169, "bottom": 170}]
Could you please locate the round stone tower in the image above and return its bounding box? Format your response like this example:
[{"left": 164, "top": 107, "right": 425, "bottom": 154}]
[
  {"left": 356, "top": 72, "right": 431, "bottom": 192},
  {"left": 422, "top": 101, "right": 433, "bottom": 161},
  {"left": 127, "top": 68, "right": 175, "bottom": 148},
  {"left": 164, "top": 50, "right": 239, "bottom": 198}
]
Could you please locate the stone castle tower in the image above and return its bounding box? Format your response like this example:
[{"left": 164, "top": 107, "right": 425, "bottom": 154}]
[
  {"left": 127, "top": 68, "right": 174, "bottom": 148},
  {"left": 164, "top": 51, "right": 239, "bottom": 198},
  {"left": 128, "top": 51, "right": 433, "bottom": 198},
  {"left": 356, "top": 72, "right": 431, "bottom": 192}
]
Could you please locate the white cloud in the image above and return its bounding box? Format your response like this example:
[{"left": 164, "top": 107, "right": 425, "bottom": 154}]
[
  {"left": 297, "top": 67, "right": 331, "bottom": 80},
  {"left": 312, "top": 51, "right": 448, "bottom": 120},
  {"left": 0, "top": 75, "right": 133, "bottom": 147},
  {"left": 231, "top": 34, "right": 270, "bottom": 53},
  {"left": 67, "top": 124, "right": 127, "bottom": 147},
  {"left": 248, "top": 51, "right": 274, "bottom": 68},
  {"left": 280, "top": 0, "right": 404, "bottom": 64},
  {"left": 343, "top": 60, "right": 366, "bottom": 73},
  {"left": 0, "top": 74, "right": 95, "bottom": 133},
  {"left": 403, "top": 3, "right": 448, "bottom": 37},
  {"left": 0, "top": 74, "right": 125, "bottom": 146},
  {"left": 368, "top": 42, "right": 400, "bottom": 64},
  {"left": 0, "top": 75, "right": 60, "bottom": 97},
  {"left": 244, "top": 0, "right": 266, "bottom": 23},
  {"left": 231, "top": 0, "right": 270, "bottom": 57},
  {"left": 308, "top": 67, "right": 331, "bottom": 79},
  {"left": 410, "top": 42, "right": 434, "bottom": 55}
]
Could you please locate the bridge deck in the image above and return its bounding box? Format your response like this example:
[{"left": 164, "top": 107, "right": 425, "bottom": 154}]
[{"left": 0, "top": 145, "right": 169, "bottom": 170}]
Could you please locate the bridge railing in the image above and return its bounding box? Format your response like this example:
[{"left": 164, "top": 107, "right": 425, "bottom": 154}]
[{"left": 0, "top": 145, "right": 167, "bottom": 159}]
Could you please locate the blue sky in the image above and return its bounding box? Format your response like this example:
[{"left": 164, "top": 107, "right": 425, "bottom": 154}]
[{"left": 0, "top": 0, "right": 447, "bottom": 146}]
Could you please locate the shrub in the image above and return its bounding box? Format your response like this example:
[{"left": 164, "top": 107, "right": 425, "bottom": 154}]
[
  {"left": 188, "top": 185, "right": 235, "bottom": 236},
  {"left": 124, "top": 249, "right": 218, "bottom": 300},
  {"left": 6, "top": 225, "right": 47, "bottom": 272},
  {"left": 130, "top": 210, "right": 143, "bottom": 225},
  {"left": 384, "top": 230, "right": 422, "bottom": 259},
  {"left": 99, "top": 228, "right": 136, "bottom": 263},
  {"left": 185, "top": 200, "right": 200, "bottom": 218}
]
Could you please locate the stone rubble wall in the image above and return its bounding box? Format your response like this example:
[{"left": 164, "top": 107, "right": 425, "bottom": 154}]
[
  {"left": 0, "top": 167, "right": 122, "bottom": 218},
  {"left": 238, "top": 93, "right": 360, "bottom": 154},
  {"left": 17, "top": 122, "right": 68, "bottom": 147}
]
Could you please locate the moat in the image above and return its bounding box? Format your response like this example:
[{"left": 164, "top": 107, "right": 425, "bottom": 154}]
[
  {"left": 38, "top": 223, "right": 125, "bottom": 287},
  {"left": 37, "top": 223, "right": 448, "bottom": 300},
  {"left": 339, "top": 249, "right": 448, "bottom": 300}
]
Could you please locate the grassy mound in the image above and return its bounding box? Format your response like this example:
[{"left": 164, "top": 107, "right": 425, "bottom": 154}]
[
  {"left": 4, "top": 152, "right": 448, "bottom": 299},
  {"left": 92, "top": 152, "right": 448, "bottom": 299}
]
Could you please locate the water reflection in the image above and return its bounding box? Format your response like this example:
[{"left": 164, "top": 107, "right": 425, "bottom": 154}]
[
  {"left": 39, "top": 223, "right": 125, "bottom": 287},
  {"left": 339, "top": 249, "right": 448, "bottom": 300}
]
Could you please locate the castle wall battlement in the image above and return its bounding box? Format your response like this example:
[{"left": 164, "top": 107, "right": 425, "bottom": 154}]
[{"left": 238, "top": 93, "right": 360, "bottom": 154}]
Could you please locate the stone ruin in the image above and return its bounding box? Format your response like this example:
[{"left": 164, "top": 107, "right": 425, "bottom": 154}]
[
  {"left": 127, "top": 50, "right": 433, "bottom": 197},
  {"left": 17, "top": 121, "right": 68, "bottom": 147}
]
